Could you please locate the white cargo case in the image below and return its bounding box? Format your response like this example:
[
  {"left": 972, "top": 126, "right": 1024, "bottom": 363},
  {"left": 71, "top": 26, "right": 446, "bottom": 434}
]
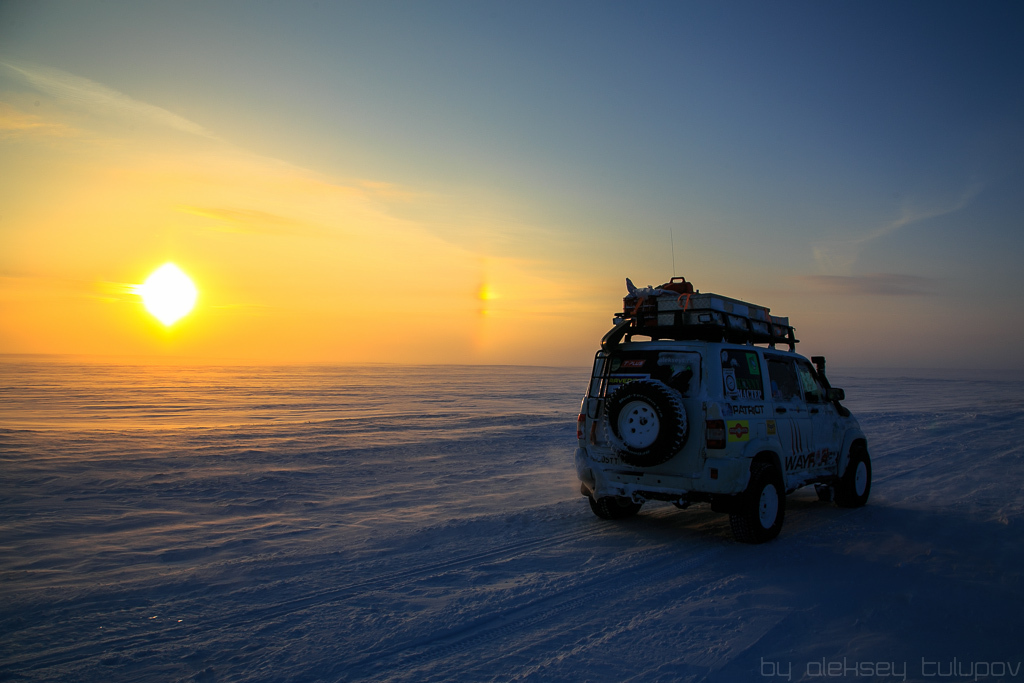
[{"left": 617, "top": 290, "right": 797, "bottom": 350}]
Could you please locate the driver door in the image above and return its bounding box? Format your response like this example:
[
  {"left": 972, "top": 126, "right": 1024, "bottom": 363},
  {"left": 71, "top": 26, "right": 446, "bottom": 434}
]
[
  {"left": 765, "top": 354, "right": 813, "bottom": 488},
  {"left": 795, "top": 359, "right": 843, "bottom": 476}
]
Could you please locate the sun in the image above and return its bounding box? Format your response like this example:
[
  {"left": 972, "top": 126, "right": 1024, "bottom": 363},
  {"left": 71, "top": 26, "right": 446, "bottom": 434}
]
[{"left": 136, "top": 263, "right": 198, "bottom": 326}]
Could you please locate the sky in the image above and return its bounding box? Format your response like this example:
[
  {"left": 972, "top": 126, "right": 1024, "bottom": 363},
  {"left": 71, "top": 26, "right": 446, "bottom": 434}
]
[{"left": 1, "top": 1, "right": 1022, "bottom": 368}]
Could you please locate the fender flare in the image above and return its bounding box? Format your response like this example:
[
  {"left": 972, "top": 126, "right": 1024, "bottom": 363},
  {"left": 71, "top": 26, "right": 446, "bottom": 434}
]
[
  {"left": 838, "top": 429, "right": 869, "bottom": 477},
  {"left": 737, "top": 441, "right": 784, "bottom": 490}
]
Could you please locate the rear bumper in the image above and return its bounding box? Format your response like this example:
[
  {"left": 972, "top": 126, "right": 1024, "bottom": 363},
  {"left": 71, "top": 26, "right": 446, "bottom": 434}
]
[{"left": 575, "top": 446, "right": 750, "bottom": 500}]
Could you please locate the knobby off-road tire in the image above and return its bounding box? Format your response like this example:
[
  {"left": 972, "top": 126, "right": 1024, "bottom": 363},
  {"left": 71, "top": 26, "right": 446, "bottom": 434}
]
[
  {"left": 835, "top": 443, "right": 871, "bottom": 508},
  {"left": 588, "top": 495, "right": 643, "bottom": 520},
  {"left": 729, "top": 462, "right": 786, "bottom": 544},
  {"left": 604, "top": 379, "right": 688, "bottom": 468}
]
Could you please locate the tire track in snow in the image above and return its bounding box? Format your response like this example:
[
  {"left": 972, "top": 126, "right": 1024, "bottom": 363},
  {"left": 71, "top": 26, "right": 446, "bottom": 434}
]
[
  {"left": 346, "top": 496, "right": 880, "bottom": 681},
  {"left": 341, "top": 538, "right": 728, "bottom": 680},
  {"left": 7, "top": 484, "right": 877, "bottom": 679}
]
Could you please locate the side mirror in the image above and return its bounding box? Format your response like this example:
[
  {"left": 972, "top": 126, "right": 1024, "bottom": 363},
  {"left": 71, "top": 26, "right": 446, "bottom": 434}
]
[
  {"left": 827, "top": 387, "right": 845, "bottom": 401},
  {"left": 811, "top": 356, "right": 826, "bottom": 374}
]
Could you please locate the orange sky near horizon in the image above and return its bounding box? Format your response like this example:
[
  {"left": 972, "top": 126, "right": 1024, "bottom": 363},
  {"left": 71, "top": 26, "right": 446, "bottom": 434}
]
[{"left": 0, "top": 90, "right": 617, "bottom": 366}]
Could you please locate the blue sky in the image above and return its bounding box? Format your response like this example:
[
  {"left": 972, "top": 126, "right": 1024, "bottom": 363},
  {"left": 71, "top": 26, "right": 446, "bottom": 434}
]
[{"left": 1, "top": 1, "right": 1022, "bottom": 367}]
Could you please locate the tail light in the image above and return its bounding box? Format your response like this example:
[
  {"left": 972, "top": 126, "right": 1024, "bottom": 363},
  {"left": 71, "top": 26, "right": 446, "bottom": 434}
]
[
  {"left": 706, "top": 420, "right": 726, "bottom": 449},
  {"left": 577, "top": 414, "right": 586, "bottom": 441}
]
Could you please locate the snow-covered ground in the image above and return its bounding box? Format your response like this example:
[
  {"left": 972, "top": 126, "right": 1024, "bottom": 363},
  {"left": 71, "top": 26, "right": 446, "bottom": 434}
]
[{"left": 2, "top": 361, "right": 1023, "bottom": 682}]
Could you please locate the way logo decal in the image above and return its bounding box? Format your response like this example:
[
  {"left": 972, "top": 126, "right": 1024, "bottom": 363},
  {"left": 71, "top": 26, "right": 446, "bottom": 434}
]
[
  {"left": 785, "top": 448, "right": 834, "bottom": 471},
  {"left": 727, "top": 420, "right": 749, "bottom": 442},
  {"left": 786, "top": 420, "right": 807, "bottom": 454}
]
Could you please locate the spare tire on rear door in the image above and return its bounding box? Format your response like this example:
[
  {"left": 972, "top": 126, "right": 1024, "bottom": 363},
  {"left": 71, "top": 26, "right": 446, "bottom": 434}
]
[{"left": 604, "top": 379, "right": 688, "bottom": 467}]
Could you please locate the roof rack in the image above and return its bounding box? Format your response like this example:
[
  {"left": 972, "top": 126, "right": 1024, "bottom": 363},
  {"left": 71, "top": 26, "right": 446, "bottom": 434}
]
[{"left": 615, "top": 289, "right": 798, "bottom": 351}]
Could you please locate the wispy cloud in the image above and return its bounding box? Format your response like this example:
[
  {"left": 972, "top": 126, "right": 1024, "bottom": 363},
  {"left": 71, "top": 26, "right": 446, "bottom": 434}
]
[
  {"left": 812, "top": 185, "right": 983, "bottom": 274},
  {"left": 0, "top": 273, "right": 135, "bottom": 303},
  {"left": 797, "top": 273, "right": 937, "bottom": 296},
  {"left": 0, "top": 102, "right": 76, "bottom": 138},
  {"left": 178, "top": 206, "right": 329, "bottom": 238},
  {"left": 1, "top": 60, "right": 215, "bottom": 138},
  {"left": 353, "top": 180, "right": 424, "bottom": 202}
]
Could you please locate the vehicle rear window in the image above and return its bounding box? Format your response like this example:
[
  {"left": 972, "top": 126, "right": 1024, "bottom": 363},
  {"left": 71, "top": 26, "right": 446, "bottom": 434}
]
[
  {"left": 606, "top": 350, "right": 701, "bottom": 396},
  {"left": 720, "top": 349, "right": 763, "bottom": 400}
]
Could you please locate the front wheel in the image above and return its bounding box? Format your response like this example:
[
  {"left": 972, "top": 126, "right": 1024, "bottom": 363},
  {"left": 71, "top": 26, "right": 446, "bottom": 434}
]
[
  {"left": 729, "top": 463, "right": 785, "bottom": 543},
  {"left": 835, "top": 444, "right": 871, "bottom": 508},
  {"left": 588, "top": 495, "right": 643, "bottom": 520}
]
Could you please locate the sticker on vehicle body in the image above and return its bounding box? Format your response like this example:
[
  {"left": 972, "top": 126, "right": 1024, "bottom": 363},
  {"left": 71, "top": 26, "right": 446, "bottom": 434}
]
[
  {"left": 766, "top": 419, "right": 776, "bottom": 435},
  {"left": 723, "top": 369, "right": 738, "bottom": 393},
  {"left": 785, "top": 419, "right": 808, "bottom": 454},
  {"left": 729, "top": 404, "right": 764, "bottom": 416},
  {"left": 785, "top": 448, "right": 835, "bottom": 471},
  {"left": 606, "top": 374, "right": 648, "bottom": 391},
  {"left": 657, "top": 352, "right": 698, "bottom": 369},
  {"left": 727, "top": 420, "right": 749, "bottom": 441}
]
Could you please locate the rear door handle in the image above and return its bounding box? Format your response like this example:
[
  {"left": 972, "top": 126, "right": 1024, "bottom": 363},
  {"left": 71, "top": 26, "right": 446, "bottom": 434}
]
[{"left": 775, "top": 407, "right": 787, "bottom": 414}]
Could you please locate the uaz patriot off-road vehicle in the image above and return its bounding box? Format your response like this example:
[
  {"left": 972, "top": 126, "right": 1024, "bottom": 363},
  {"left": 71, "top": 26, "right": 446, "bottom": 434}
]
[{"left": 574, "top": 277, "right": 870, "bottom": 543}]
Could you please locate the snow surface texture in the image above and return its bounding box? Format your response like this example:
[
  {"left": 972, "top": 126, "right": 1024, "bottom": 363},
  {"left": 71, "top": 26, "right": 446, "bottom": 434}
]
[{"left": 2, "top": 362, "right": 1023, "bottom": 682}]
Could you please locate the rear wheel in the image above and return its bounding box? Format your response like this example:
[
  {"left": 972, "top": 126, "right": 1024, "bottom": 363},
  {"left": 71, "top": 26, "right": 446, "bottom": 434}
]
[
  {"left": 835, "top": 444, "right": 871, "bottom": 508},
  {"left": 729, "top": 462, "right": 785, "bottom": 543},
  {"left": 588, "top": 495, "right": 643, "bottom": 520}
]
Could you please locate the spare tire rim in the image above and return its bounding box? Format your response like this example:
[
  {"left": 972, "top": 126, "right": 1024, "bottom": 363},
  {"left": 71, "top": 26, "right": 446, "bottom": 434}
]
[
  {"left": 617, "top": 400, "right": 660, "bottom": 450},
  {"left": 758, "top": 483, "right": 779, "bottom": 529},
  {"left": 854, "top": 461, "right": 868, "bottom": 496}
]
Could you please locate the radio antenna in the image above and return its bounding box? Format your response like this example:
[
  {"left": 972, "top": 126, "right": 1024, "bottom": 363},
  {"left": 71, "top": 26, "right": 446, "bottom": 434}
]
[{"left": 669, "top": 225, "right": 677, "bottom": 276}]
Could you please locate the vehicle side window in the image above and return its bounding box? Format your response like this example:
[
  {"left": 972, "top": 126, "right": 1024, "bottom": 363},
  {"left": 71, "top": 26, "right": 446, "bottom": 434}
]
[
  {"left": 767, "top": 356, "right": 800, "bottom": 402},
  {"left": 720, "top": 349, "right": 763, "bottom": 400},
  {"left": 796, "top": 361, "right": 824, "bottom": 403}
]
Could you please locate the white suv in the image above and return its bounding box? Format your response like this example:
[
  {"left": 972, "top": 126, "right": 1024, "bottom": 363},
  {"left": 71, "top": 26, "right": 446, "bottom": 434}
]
[{"left": 574, "top": 282, "right": 870, "bottom": 543}]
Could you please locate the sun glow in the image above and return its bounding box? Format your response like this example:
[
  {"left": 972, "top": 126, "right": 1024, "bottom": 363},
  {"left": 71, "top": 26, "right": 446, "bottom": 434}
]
[
  {"left": 136, "top": 263, "right": 198, "bottom": 326},
  {"left": 478, "top": 283, "right": 498, "bottom": 301}
]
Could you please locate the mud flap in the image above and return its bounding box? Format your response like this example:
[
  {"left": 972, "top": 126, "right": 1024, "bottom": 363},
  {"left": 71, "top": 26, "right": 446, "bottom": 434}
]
[{"left": 710, "top": 495, "right": 739, "bottom": 514}]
